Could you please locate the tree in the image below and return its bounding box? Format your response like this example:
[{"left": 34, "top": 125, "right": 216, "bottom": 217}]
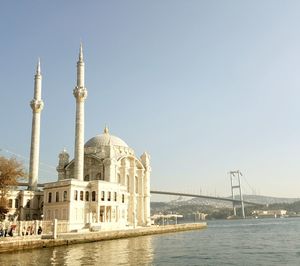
[{"left": 0, "top": 156, "right": 26, "bottom": 219}]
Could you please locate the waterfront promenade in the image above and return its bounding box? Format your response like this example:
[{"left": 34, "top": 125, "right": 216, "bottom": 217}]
[{"left": 0, "top": 223, "right": 207, "bottom": 253}]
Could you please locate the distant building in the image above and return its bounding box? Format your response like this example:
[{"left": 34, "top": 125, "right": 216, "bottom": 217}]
[{"left": 252, "top": 209, "right": 287, "bottom": 218}]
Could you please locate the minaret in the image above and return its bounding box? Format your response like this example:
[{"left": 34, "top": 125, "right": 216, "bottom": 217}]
[
  {"left": 28, "top": 59, "right": 44, "bottom": 190},
  {"left": 73, "top": 44, "right": 87, "bottom": 181}
]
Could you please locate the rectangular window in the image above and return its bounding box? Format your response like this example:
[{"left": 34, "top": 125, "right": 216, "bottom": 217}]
[
  {"left": 92, "top": 191, "right": 96, "bottom": 201},
  {"left": 122, "top": 194, "right": 125, "bottom": 203},
  {"left": 56, "top": 191, "right": 59, "bottom": 202},
  {"left": 114, "top": 192, "right": 117, "bottom": 201},
  {"left": 62, "top": 209, "right": 67, "bottom": 220},
  {"left": 55, "top": 209, "right": 59, "bottom": 219},
  {"left": 85, "top": 191, "right": 89, "bottom": 201},
  {"left": 63, "top": 191, "right": 67, "bottom": 201},
  {"left": 108, "top": 192, "right": 111, "bottom": 201},
  {"left": 48, "top": 192, "right": 52, "bottom": 203},
  {"left": 15, "top": 199, "right": 19, "bottom": 208},
  {"left": 101, "top": 191, "right": 105, "bottom": 201},
  {"left": 8, "top": 199, "right": 13, "bottom": 208},
  {"left": 74, "top": 190, "right": 78, "bottom": 201}
]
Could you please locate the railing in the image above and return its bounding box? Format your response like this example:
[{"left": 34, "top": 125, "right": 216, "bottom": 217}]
[
  {"left": 0, "top": 219, "right": 70, "bottom": 238},
  {"left": 39, "top": 220, "right": 70, "bottom": 235}
]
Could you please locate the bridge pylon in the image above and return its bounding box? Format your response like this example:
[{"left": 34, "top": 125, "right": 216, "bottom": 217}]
[{"left": 229, "top": 170, "right": 245, "bottom": 219}]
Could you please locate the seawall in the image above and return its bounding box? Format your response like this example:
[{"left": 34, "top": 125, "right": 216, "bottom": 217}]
[{"left": 0, "top": 223, "right": 207, "bottom": 253}]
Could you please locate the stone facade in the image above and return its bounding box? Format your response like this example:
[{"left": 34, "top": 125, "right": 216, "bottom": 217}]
[
  {"left": 5, "top": 190, "right": 43, "bottom": 221},
  {"left": 44, "top": 127, "right": 151, "bottom": 231}
]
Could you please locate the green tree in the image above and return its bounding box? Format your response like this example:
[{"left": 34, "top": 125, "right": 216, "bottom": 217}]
[{"left": 0, "top": 156, "right": 26, "bottom": 219}]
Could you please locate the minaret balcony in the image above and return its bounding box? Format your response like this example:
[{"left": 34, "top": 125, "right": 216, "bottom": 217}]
[
  {"left": 73, "top": 86, "right": 87, "bottom": 101},
  {"left": 30, "top": 99, "right": 44, "bottom": 112}
]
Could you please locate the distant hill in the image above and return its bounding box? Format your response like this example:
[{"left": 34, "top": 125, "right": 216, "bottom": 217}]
[
  {"left": 177, "top": 194, "right": 299, "bottom": 206},
  {"left": 242, "top": 195, "right": 300, "bottom": 205},
  {"left": 151, "top": 194, "right": 300, "bottom": 214}
]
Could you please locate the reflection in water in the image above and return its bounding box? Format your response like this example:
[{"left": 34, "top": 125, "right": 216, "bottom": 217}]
[
  {"left": 2, "top": 219, "right": 300, "bottom": 265},
  {"left": 0, "top": 235, "right": 154, "bottom": 266}
]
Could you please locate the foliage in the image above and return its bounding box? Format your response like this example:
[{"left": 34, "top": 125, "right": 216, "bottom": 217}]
[
  {"left": 0, "top": 156, "right": 26, "bottom": 218},
  {"left": 206, "top": 208, "right": 232, "bottom": 220}
]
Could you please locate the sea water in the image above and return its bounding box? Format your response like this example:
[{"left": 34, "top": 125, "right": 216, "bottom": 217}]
[{"left": 1, "top": 218, "right": 300, "bottom": 266}]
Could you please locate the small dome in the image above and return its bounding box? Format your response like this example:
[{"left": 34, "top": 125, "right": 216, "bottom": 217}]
[{"left": 85, "top": 127, "right": 128, "bottom": 148}]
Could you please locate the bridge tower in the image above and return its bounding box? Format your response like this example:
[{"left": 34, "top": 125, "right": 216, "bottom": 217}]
[{"left": 229, "top": 170, "right": 245, "bottom": 219}]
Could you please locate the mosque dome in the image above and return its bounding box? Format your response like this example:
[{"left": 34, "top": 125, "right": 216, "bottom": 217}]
[{"left": 84, "top": 126, "right": 129, "bottom": 148}]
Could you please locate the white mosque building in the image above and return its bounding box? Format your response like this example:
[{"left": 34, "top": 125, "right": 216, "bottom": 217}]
[{"left": 6, "top": 45, "right": 151, "bottom": 231}]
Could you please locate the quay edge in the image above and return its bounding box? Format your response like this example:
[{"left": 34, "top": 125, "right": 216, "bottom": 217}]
[{"left": 0, "top": 223, "right": 207, "bottom": 253}]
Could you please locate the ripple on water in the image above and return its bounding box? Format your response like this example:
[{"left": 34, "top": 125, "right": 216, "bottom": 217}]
[{"left": 1, "top": 218, "right": 300, "bottom": 265}]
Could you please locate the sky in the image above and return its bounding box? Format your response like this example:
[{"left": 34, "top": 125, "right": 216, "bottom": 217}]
[{"left": 1, "top": 1, "right": 300, "bottom": 198}]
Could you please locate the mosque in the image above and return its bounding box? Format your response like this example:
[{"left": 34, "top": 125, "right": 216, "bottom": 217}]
[{"left": 6, "top": 45, "right": 151, "bottom": 231}]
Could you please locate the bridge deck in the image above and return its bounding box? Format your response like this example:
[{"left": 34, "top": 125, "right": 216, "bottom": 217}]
[{"left": 150, "top": 190, "right": 262, "bottom": 206}]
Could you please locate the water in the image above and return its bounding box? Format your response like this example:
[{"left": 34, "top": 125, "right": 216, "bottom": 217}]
[{"left": 1, "top": 218, "right": 300, "bottom": 265}]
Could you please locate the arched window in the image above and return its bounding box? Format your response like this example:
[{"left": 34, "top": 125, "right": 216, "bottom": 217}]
[
  {"left": 92, "top": 191, "right": 96, "bottom": 201},
  {"left": 101, "top": 191, "right": 105, "bottom": 201},
  {"left": 108, "top": 192, "right": 111, "bottom": 201},
  {"left": 56, "top": 191, "right": 59, "bottom": 202},
  {"left": 114, "top": 192, "right": 117, "bottom": 201},
  {"left": 74, "top": 190, "right": 78, "bottom": 201},
  {"left": 63, "top": 191, "right": 67, "bottom": 201},
  {"left": 84, "top": 174, "right": 90, "bottom": 181},
  {"left": 48, "top": 192, "right": 52, "bottom": 203},
  {"left": 80, "top": 191, "right": 84, "bottom": 201},
  {"left": 85, "top": 191, "right": 89, "bottom": 201}
]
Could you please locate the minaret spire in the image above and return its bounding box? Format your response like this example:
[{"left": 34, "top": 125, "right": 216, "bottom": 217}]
[
  {"left": 73, "top": 44, "right": 87, "bottom": 181},
  {"left": 76, "top": 43, "right": 85, "bottom": 87},
  {"left": 36, "top": 58, "right": 41, "bottom": 75},
  {"left": 79, "top": 43, "right": 83, "bottom": 61},
  {"left": 28, "top": 58, "right": 44, "bottom": 190}
]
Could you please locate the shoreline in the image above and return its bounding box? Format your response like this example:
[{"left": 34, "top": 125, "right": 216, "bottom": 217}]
[{"left": 0, "top": 223, "right": 207, "bottom": 253}]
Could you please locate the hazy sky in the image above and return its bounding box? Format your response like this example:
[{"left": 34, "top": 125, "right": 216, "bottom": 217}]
[{"left": 1, "top": 1, "right": 300, "bottom": 198}]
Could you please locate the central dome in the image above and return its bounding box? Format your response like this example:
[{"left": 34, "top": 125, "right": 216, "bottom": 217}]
[{"left": 84, "top": 127, "right": 128, "bottom": 148}]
